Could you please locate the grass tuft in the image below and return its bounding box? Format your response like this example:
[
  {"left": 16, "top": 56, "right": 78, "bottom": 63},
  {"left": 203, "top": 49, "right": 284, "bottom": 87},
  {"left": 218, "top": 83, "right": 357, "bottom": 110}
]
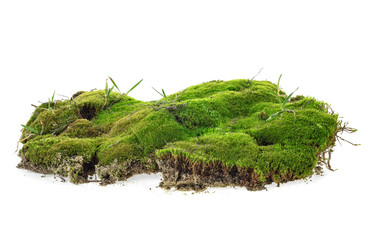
[
  {"left": 266, "top": 75, "right": 299, "bottom": 122},
  {"left": 152, "top": 87, "right": 168, "bottom": 102}
]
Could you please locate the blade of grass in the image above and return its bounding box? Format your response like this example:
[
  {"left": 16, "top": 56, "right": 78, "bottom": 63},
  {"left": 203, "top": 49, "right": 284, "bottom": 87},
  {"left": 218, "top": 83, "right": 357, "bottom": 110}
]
[
  {"left": 266, "top": 111, "right": 281, "bottom": 122},
  {"left": 282, "top": 87, "right": 299, "bottom": 109},
  {"left": 152, "top": 87, "right": 164, "bottom": 97},
  {"left": 277, "top": 74, "right": 282, "bottom": 89},
  {"left": 126, "top": 79, "right": 143, "bottom": 95},
  {"left": 51, "top": 90, "right": 56, "bottom": 102},
  {"left": 21, "top": 124, "right": 39, "bottom": 134},
  {"left": 249, "top": 68, "right": 263, "bottom": 88},
  {"left": 108, "top": 77, "right": 121, "bottom": 93},
  {"left": 277, "top": 74, "right": 282, "bottom": 93},
  {"left": 108, "top": 86, "right": 115, "bottom": 97},
  {"left": 250, "top": 68, "right": 263, "bottom": 81},
  {"left": 105, "top": 80, "right": 109, "bottom": 96},
  {"left": 276, "top": 74, "right": 283, "bottom": 103},
  {"left": 162, "top": 89, "right": 167, "bottom": 98}
]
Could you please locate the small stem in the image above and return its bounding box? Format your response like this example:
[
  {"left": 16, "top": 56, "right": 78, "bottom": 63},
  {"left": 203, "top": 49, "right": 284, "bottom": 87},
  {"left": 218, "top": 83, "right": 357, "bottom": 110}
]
[
  {"left": 16, "top": 134, "right": 35, "bottom": 153},
  {"left": 336, "top": 136, "right": 360, "bottom": 146},
  {"left": 102, "top": 96, "right": 107, "bottom": 110}
]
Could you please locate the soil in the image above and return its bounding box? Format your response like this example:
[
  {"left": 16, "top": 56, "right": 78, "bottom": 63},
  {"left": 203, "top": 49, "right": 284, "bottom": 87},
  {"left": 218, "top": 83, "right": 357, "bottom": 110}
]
[
  {"left": 156, "top": 153, "right": 300, "bottom": 191},
  {"left": 18, "top": 150, "right": 160, "bottom": 185},
  {"left": 157, "top": 154, "right": 265, "bottom": 191}
]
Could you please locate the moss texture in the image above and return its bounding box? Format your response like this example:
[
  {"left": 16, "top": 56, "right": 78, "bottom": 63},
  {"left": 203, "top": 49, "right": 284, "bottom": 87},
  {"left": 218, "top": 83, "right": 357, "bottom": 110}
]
[{"left": 18, "top": 79, "right": 348, "bottom": 190}]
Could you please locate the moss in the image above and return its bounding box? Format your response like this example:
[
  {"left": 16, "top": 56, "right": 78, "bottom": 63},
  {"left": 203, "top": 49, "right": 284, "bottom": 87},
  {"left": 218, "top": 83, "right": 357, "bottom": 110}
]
[
  {"left": 167, "top": 79, "right": 276, "bottom": 102},
  {"left": 132, "top": 109, "right": 193, "bottom": 154},
  {"left": 108, "top": 108, "right": 153, "bottom": 136},
  {"left": 93, "top": 95, "right": 144, "bottom": 125},
  {"left": 73, "top": 90, "right": 121, "bottom": 120},
  {"left": 97, "top": 135, "right": 143, "bottom": 165},
  {"left": 22, "top": 101, "right": 78, "bottom": 139},
  {"left": 23, "top": 136, "right": 97, "bottom": 166},
  {"left": 18, "top": 79, "right": 352, "bottom": 190},
  {"left": 156, "top": 132, "right": 259, "bottom": 166},
  {"left": 60, "top": 119, "right": 102, "bottom": 138},
  {"left": 97, "top": 109, "right": 192, "bottom": 165},
  {"left": 20, "top": 136, "right": 99, "bottom": 183}
]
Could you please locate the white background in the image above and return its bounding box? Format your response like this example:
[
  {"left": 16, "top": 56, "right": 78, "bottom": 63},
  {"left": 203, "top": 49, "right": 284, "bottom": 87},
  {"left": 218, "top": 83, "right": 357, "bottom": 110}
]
[{"left": 0, "top": 0, "right": 367, "bottom": 239}]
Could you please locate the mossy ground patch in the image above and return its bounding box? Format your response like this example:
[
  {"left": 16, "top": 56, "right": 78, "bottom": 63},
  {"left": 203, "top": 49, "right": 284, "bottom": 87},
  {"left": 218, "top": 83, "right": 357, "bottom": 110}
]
[{"left": 18, "top": 79, "right": 355, "bottom": 190}]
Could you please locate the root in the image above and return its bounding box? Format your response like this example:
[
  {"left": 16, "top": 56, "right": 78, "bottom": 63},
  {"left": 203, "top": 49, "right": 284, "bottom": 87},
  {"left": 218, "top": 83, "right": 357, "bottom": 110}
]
[
  {"left": 317, "top": 120, "right": 359, "bottom": 171},
  {"left": 336, "top": 121, "right": 359, "bottom": 146}
]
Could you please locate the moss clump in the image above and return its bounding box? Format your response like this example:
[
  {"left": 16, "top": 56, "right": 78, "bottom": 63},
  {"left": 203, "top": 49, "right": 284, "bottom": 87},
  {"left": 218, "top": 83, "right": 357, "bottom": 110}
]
[
  {"left": 19, "top": 136, "right": 99, "bottom": 183},
  {"left": 18, "top": 79, "right": 354, "bottom": 190},
  {"left": 60, "top": 119, "right": 102, "bottom": 138}
]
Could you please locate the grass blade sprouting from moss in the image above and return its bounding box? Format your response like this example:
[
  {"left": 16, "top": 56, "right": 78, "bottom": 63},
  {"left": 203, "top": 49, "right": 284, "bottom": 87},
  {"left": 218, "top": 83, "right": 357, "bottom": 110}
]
[
  {"left": 105, "top": 80, "right": 109, "bottom": 94},
  {"left": 152, "top": 87, "right": 164, "bottom": 97},
  {"left": 126, "top": 79, "right": 143, "bottom": 95},
  {"left": 249, "top": 68, "right": 263, "bottom": 88},
  {"left": 277, "top": 74, "right": 282, "bottom": 91},
  {"left": 277, "top": 74, "right": 282, "bottom": 102},
  {"left": 162, "top": 89, "right": 167, "bottom": 99},
  {"left": 51, "top": 90, "right": 56, "bottom": 102},
  {"left": 266, "top": 112, "right": 282, "bottom": 122},
  {"left": 266, "top": 83, "right": 299, "bottom": 122},
  {"left": 152, "top": 87, "right": 168, "bottom": 102},
  {"left": 108, "top": 86, "right": 114, "bottom": 96},
  {"left": 21, "top": 124, "right": 39, "bottom": 134},
  {"left": 103, "top": 79, "right": 116, "bottom": 109},
  {"left": 48, "top": 90, "right": 56, "bottom": 109},
  {"left": 282, "top": 87, "right": 299, "bottom": 109},
  {"left": 108, "top": 77, "right": 121, "bottom": 94}
]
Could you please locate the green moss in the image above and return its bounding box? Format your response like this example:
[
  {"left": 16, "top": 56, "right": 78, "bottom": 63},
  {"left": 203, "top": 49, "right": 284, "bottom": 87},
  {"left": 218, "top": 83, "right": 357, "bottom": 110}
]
[
  {"left": 24, "top": 136, "right": 97, "bottom": 166},
  {"left": 156, "top": 132, "right": 259, "bottom": 166},
  {"left": 60, "top": 119, "right": 102, "bottom": 138},
  {"left": 22, "top": 101, "right": 78, "bottom": 139},
  {"left": 74, "top": 90, "right": 108, "bottom": 111},
  {"left": 107, "top": 108, "right": 152, "bottom": 136},
  {"left": 22, "top": 136, "right": 98, "bottom": 182},
  {"left": 132, "top": 109, "right": 193, "bottom": 154},
  {"left": 93, "top": 95, "right": 144, "bottom": 125},
  {"left": 97, "top": 135, "right": 142, "bottom": 165},
  {"left": 19, "top": 79, "right": 347, "bottom": 189}
]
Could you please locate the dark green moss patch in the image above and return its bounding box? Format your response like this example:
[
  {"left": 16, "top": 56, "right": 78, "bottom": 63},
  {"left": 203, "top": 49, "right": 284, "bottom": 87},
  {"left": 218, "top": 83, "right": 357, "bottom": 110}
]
[{"left": 18, "top": 79, "right": 356, "bottom": 190}]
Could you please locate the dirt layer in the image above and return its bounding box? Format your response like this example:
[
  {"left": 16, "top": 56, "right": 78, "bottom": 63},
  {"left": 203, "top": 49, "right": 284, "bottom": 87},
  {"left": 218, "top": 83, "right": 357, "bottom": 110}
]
[
  {"left": 17, "top": 150, "right": 158, "bottom": 185},
  {"left": 96, "top": 158, "right": 158, "bottom": 185},
  {"left": 157, "top": 153, "right": 299, "bottom": 191},
  {"left": 17, "top": 151, "right": 54, "bottom": 175}
]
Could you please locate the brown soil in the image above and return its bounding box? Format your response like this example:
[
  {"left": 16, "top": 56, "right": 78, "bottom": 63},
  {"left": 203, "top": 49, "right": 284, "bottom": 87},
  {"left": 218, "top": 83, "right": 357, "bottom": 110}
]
[
  {"left": 96, "top": 158, "right": 159, "bottom": 185},
  {"left": 157, "top": 154, "right": 271, "bottom": 191},
  {"left": 17, "top": 151, "right": 54, "bottom": 175},
  {"left": 17, "top": 150, "right": 158, "bottom": 185}
]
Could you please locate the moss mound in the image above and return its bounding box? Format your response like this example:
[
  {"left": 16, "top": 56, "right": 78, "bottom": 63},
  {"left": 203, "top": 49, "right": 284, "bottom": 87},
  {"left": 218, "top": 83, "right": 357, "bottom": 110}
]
[{"left": 18, "top": 79, "right": 353, "bottom": 190}]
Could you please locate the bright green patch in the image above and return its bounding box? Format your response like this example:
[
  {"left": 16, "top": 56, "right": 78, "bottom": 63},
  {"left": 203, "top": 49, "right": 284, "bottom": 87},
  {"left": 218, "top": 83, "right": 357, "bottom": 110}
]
[{"left": 23, "top": 136, "right": 98, "bottom": 169}]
